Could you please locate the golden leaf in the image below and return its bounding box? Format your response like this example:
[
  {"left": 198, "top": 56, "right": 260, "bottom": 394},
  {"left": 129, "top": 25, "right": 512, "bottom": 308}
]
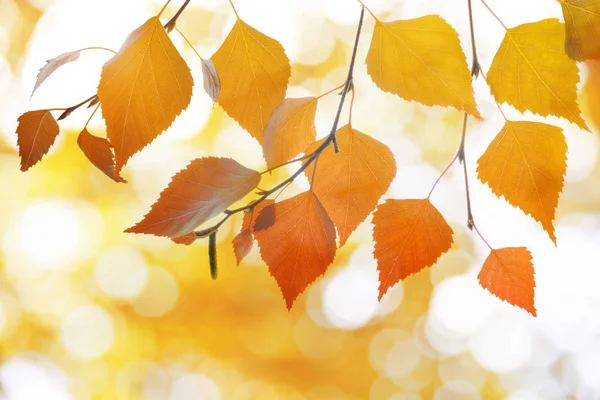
[{"left": 559, "top": 0, "right": 600, "bottom": 61}]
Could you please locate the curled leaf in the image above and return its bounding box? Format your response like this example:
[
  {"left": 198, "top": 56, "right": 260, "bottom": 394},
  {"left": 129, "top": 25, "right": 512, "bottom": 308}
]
[
  {"left": 232, "top": 200, "right": 274, "bottom": 265},
  {"left": 201, "top": 58, "right": 220, "bottom": 102},
  {"left": 16, "top": 110, "right": 60, "bottom": 171},
  {"left": 77, "top": 128, "right": 126, "bottom": 183}
]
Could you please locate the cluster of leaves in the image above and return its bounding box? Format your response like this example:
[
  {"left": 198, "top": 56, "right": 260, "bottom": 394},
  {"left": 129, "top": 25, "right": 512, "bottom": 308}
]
[{"left": 15, "top": 0, "right": 599, "bottom": 314}]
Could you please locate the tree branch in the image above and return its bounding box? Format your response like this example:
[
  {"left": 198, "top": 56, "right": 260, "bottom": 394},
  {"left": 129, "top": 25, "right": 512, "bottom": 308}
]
[{"left": 164, "top": 0, "right": 192, "bottom": 32}]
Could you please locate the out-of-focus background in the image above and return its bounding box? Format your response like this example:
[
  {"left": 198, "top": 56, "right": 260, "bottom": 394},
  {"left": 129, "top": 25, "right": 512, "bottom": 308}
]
[{"left": 1, "top": 0, "right": 600, "bottom": 399}]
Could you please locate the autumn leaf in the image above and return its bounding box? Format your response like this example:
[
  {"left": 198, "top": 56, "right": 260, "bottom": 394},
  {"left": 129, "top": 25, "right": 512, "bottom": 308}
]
[
  {"left": 232, "top": 200, "right": 274, "bottom": 265},
  {"left": 487, "top": 19, "right": 587, "bottom": 130},
  {"left": 254, "top": 191, "right": 336, "bottom": 309},
  {"left": 171, "top": 232, "right": 198, "bottom": 245},
  {"left": 476, "top": 121, "right": 566, "bottom": 244},
  {"left": 263, "top": 97, "right": 318, "bottom": 169},
  {"left": 365, "top": 15, "right": 480, "bottom": 117},
  {"left": 125, "top": 157, "right": 261, "bottom": 239},
  {"left": 372, "top": 198, "right": 453, "bottom": 300},
  {"left": 98, "top": 16, "right": 193, "bottom": 173},
  {"left": 201, "top": 58, "right": 220, "bottom": 102},
  {"left": 560, "top": 0, "right": 600, "bottom": 61},
  {"left": 16, "top": 110, "right": 60, "bottom": 171},
  {"left": 211, "top": 20, "right": 291, "bottom": 142},
  {"left": 32, "top": 50, "right": 81, "bottom": 98},
  {"left": 305, "top": 125, "right": 396, "bottom": 246},
  {"left": 584, "top": 60, "right": 600, "bottom": 130},
  {"left": 478, "top": 247, "right": 536, "bottom": 316},
  {"left": 77, "top": 128, "right": 126, "bottom": 183}
]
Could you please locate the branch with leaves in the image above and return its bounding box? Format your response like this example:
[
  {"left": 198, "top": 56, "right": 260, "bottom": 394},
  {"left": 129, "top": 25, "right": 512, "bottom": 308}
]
[{"left": 14, "top": 0, "right": 599, "bottom": 314}]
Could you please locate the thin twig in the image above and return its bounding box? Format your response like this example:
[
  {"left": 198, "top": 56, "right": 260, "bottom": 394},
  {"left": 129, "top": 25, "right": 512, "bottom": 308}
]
[
  {"left": 57, "top": 94, "right": 98, "bottom": 120},
  {"left": 164, "top": 0, "right": 192, "bottom": 32},
  {"left": 194, "top": 7, "right": 366, "bottom": 238}
]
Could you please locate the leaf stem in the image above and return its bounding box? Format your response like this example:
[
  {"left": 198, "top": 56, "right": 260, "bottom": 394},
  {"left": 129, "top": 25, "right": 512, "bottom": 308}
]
[
  {"left": 83, "top": 104, "right": 101, "bottom": 130},
  {"left": 260, "top": 153, "right": 313, "bottom": 175},
  {"left": 477, "top": 65, "right": 508, "bottom": 121},
  {"left": 355, "top": 0, "right": 378, "bottom": 21},
  {"left": 164, "top": 0, "right": 192, "bottom": 32},
  {"left": 77, "top": 46, "right": 117, "bottom": 55},
  {"left": 471, "top": 220, "right": 493, "bottom": 250},
  {"left": 194, "top": 7, "right": 366, "bottom": 238},
  {"left": 175, "top": 27, "right": 209, "bottom": 69},
  {"left": 316, "top": 83, "right": 345, "bottom": 100},
  {"left": 479, "top": 0, "right": 507, "bottom": 30},
  {"left": 427, "top": 152, "right": 458, "bottom": 199},
  {"left": 228, "top": 0, "right": 240, "bottom": 19},
  {"left": 467, "top": 0, "right": 480, "bottom": 77},
  {"left": 158, "top": 0, "right": 172, "bottom": 17}
]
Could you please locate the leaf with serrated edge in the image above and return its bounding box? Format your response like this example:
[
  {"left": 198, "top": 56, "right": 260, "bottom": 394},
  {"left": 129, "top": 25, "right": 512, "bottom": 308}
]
[
  {"left": 478, "top": 247, "right": 536, "bottom": 316},
  {"left": 16, "top": 110, "right": 60, "bottom": 171},
  {"left": 125, "top": 157, "right": 260, "bottom": 239},
  {"left": 211, "top": 20, "right": 290, "bottom": 142},
  {"left": 366, "top": 15, "right": 480, "bottom": 118},
  {"left": 487, "top": 19, "right": 588, "bottom": 130},
  {"left": 254, "top": 192, "right": 336, "bottom": 309},
  {"left": 32, "top": 50, "right": 81, "bottom": 97},
  {"left": 232, "top": 200, "right": 274, "bottom": 265},
  {"left": 559, "top": 0, "right": 600, "bottom": 61},
  {"left": 263, "top": 97, "right": 318, "bottom": 169},
  {"left": 98, "top": 16, "right": 193, "bottom": 173},
  {"left": 476, "top": 121, "right": 566, "bottom": 244},
  {"left": 373, "top": 198, "right": 453, "bottom": 300},
  {"left": 77, "top": 128, "right": 126, "bottom": 183},
  {"left": 305, "top": 125, "right": 396, "bottom": 247}
]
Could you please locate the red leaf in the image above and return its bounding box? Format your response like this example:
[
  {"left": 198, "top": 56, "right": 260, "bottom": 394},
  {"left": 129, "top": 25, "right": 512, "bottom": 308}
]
[
  {"left": 77, "top": 128, "right": 126, "bottom": 183},
  {"left": 478, "top": 247, "right": 536, "bottom": 316},
  {"left": 373, "top": 198, "right": 454, "bottom": 300},
  {"left": 125, "top": 157, "right": 261, "bottom": 239},
  {"left": 232, "top": 200, "right": 274, "bottom": 265},
  {"left": 16, "top": 110, "right": 60, "bottom": 171},
  {"left": 254, "top": 191, "right": 336, "bottom": 309},
  {"left": 171, "top": 232, "right": 198, "bottom": 245}
]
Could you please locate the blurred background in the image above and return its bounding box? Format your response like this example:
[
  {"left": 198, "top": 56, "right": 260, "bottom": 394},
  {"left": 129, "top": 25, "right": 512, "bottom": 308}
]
[{"left": 1, "top": 0, "right": 600, "bottom": 399}]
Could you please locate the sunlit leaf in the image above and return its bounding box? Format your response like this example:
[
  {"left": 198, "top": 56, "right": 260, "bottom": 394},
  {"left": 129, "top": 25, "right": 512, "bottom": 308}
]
[
  {"left": 126, "top": 157, "right": 261, "bottom": 239},
  {"left": 263, "top": 97, "right": 317, "bottom": 169},
  {"left": 487, "top": 19, "right": 587, "bottom": 130},
  {"left": 560, "top": 0, "right": 600, "bottom": 61},
  {"left": 372, "top": 198, "right": 453, "bottom": 299},
  {"left": 211, "top": 20, "right": 291, "bottom": 142},
  {"left": 478, "top": 247, "right": 536, "bottom": 316},
  {"left": 32, "top": 50, "right": 81, "bottom": 97},
  {"left": 366, "top": 15, "right": 480, "bottom": 117},
  {"left": 77, "top": 128, "right": 126, "bottom": 183},
  {"left": 98, "top": 16, "right": 194, "bottom": 173},
  {"left": 15, "top": 110, "right": 59, "bottom": 171},
  {"left": 476, "top": 121, "right": 566, "bottom": 244},
  {"left": 254, "top": 191, "right": 336, "bottom": 309},
  {"left": 233, "top": 200, "right": 274, "bottom": 265},
  {"left": 305, "top": 125, "right": 396, "bottom": 246}
]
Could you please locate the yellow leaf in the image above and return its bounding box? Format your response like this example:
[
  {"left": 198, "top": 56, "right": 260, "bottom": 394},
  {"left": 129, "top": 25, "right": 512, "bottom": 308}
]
[
  {"left": 98, "top": 16, "right": 193, "bottom": 173},
  {"left": 365, "top": 15, "right": 480, "bottom": 118},
  {"left": 476, "top": 121, "right": 567, "bottom": 244},
  {"left": 263, "top": 97, "right": 318, "bottom": 169},
  {"left": 211, "top": 20, "right": 291, "bottom": 142},
  {"left": 559, "top": 0, "right": 600, "bottom": 61},
  {"left": 305, "top": 125, "right": 396, "bottom": 247},
  {"left": 487, "top": 19, "right": 587, "bottom": 130}
]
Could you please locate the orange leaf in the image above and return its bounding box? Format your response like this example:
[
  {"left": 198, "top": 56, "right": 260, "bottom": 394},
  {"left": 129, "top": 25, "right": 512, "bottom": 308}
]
[
  {"left": 232, "top": 200, "right": 274, "bottom": 265},
  {"left": 478, "top": 247, "right": 536, "bottom": 316},
  {"left": 263, "top": 97, "right": 318, "bottom": 169},
  {"left": 98, "top": 16, "right": 193, "bottom": 173},
  {"left": 171, "top": 232, "right": 198, "bottom": 245},
  {"left": 211, "top": 20, "right": 290, "bottom": 142},
  {"left": 305, "top": 125, "right": 396, "bottom": 246},
  {"left": 476, "top": 121, "right": 566, "bottom": 244},
  {"left": 16, "top": 110, "right": 60, "bottom": 171},
  {"left": 372, "top": 198, "right": 453, "bottom": 299},
  {"left": 32, "top": 50, "right": 81, "bottom": 97},
  {"left": 254, "top": 191, "right": 337, "bottom": 309},
  {"left": 125, "top": 157, "right": 261, "bottom": 239},
  {"left": 77, "top": 128, "right": 126, "bottom": 183},
  {"left": 584, "top": 60, "right": 600, "bottom": 131}
]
